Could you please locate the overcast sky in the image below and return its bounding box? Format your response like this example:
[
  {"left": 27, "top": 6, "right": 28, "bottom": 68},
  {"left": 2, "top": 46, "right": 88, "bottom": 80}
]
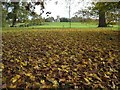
[{"left": 35, "top": 0, "right": 93, "bottom": 19}]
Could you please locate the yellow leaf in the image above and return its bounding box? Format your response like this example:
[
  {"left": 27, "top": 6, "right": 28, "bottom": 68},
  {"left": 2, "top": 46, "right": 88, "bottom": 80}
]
[
  {"left": 16, "top": 59, "right": 20, "bottom": 63},
  {"left": 35, "top": 82, "right": 40, "bottom": 86},
  {"left": 58, "top": 68, "right": 61, "bottom": 71},
  {"left": 21, "top": 62, "right": 27, "bottom": 66},
  {"left": 83, "top": 61, "right": 88, "bottom": 65},
  {"left": 61, "top": 65, "right": 67, "bottom": 69},
  {"left": 93, "top": 74, "right": 102, "bottom": 82},
  {"left": 40, "top": 80, "right": 45, "bottom": 84},
  {"left": 100, "top": 58, "right": 104, "bottom": 61},
  {"left": 47, "top": 63, "right": 51, "bottom": 67},
  {"left": 106, "top": 72, "right": 111, "bottom": 75},
  {"left": 84, "top": 78, "right": 90, "bottom": 85},
  {"left": 59, "top": 78, "right": 66, "bottom": 82},
  {"left": 112, "top": 82, "right": 115, "bottom": 89},
  {"left": 104, "top": 74, "right": 109, "bottom": 78},
  {"left": 55, "top": 55, "right": 59, "bottom": 58},
  {"left": 65, "top": 69, "right": 69, "bottom": 73},
  {"left": 10, "top": 60, "right": 14, "bottom": 62},
  {"left": 74, "top": 68, "right": 77, "bottom": 71},
  {"left": 88, "top": 77, "right": 92, "bottom": 81},
  {"left": 9, "top": 84, "right": 17, "bottom": 88},
  {"left": 34, "top": 65, "right": 39, "bottom": 69},
  {"left": 84, "top": 72, "right": 88, "bottom": 75},
  {"left": 68, "top": 76, "right": 72, "bottom": 79},
  {"left": 30, "top": 75, "right": 35, "bottom": 80},
  {"left": 11, "top": 75, "right": 21, "bottom": 83},
  {"left": 53, "top": 80, "right": 58, "bottom": 87},
  {"left": 82, "top": 65, "right": 86, "bottom": 68},
  {"left": 1, "top": 64, "right": 4, "bottom": 69},
  {"left": 25, "top": 73, "right": 32, "bottom": 77}
]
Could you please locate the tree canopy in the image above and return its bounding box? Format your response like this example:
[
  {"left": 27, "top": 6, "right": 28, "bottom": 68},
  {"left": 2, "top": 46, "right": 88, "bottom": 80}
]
[
  {"left": 2, "top": 0, "right": 44, "bottom": 27},
  {"left": 92, "top": 2, "right": 120, "bottom": 27}
]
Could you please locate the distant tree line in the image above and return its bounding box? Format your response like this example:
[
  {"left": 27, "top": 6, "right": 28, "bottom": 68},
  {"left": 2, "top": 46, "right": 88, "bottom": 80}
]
[{"left": 45, "top": 16, "right": 98, "bottom": 23}]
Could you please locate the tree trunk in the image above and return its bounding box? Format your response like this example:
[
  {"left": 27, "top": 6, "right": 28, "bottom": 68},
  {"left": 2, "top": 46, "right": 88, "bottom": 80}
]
[
  {"left": 11, "top": 14, "right": 17, "bottom": 27},
  {"left": 11, "top": 2, "right": 19, "bottom": 27},
  {"left": 98, "top": 10, "right": 107, "bottom": 27}
]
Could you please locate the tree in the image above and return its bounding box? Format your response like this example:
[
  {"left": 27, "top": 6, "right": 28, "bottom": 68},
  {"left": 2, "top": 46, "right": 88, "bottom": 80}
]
[
  {"left": 98, "top": 6, "right": 107, "bottom": 27},
  {"left": 2, "top": 4, "right": 8, "bottom": 27},
  {"left": 11, "top": 2, "right": 19, "bottom": 27},
  {"left": 75, "top": 9, "right": 94, "bottom": 22},
  {"left": 2, "top": 1, "right": 22, "bottom": 27},
  {"left": 60, "top": 17, "right": 69, "bottom": 22},
  {"left": 93, "top": 2, "right": 120, "bottom": 27},
  {"left": 2, "top": 0, "right": 45, "bottom": 27},
  {"left": 45, "top": 17, "right": 54, "bottom": 22}
]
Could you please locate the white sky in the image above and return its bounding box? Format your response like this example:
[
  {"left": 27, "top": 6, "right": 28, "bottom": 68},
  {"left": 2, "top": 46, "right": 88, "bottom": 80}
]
[{"left": 35, "top": 0, "right": 93, "bottom": 19}]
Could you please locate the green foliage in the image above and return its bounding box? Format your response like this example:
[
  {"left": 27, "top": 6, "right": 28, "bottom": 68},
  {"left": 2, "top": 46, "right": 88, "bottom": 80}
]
[
  {"left": 60, "top": 17, "right": 69, "bottom": 22},
  {"left": 2, "top": 1, "right": 44, "bottom": 27},
  {"left": 2, "top": 7, "right": 8, "bottom": 27},
  {"left": 45, "top": 17, "right": 54, "bottom": 22},
  {"left": 92, "top": 2, "right": 120, "bottom": 26},
  {"left": 93, "top": 2, "right": 119, "bottom": 11},
  {"left": 2, "top": 29, "right": 120, "bottom": 89},
  {"left": 29, "top": 14, "right": 45, "bottom": 26}
]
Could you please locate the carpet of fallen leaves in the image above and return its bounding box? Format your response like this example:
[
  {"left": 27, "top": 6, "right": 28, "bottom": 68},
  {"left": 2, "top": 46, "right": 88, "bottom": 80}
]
[{"left": 2, "top": 29, "right": 120, "bottom": 89}]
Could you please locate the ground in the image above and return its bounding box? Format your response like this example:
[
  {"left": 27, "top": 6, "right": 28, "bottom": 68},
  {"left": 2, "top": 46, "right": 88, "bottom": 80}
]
[
  {"left": 16, "top": 22, "right": 118, "bottom": 29},
  {"left": 1, "top": 28, "right": 120, "bottom": 89}
]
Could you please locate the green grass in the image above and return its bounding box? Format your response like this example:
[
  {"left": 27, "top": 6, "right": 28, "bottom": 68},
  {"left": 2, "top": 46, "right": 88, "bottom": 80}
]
[
  {"left": 2, "top": 22, "right": 119, "bottom": 32},
  {"left": 29, "top": 22, "right": 98, "bottom": 28},
  {"left": 28, "top": 22, "right": 118, "bottom": 29},
  {"left": 2, "top": 22, "right": 120, "bottom": 32}
]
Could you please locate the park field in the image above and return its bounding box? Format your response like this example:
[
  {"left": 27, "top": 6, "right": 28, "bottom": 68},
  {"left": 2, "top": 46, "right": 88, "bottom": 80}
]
[
  {"left": 31, "top": 22, "right": 98, "bottom": 28},
  {"left": 2, "top": 28, "right": 120, "bottom": 89},
  {"left": 14, "top": 22, "right": 119, "bottom": 29}
]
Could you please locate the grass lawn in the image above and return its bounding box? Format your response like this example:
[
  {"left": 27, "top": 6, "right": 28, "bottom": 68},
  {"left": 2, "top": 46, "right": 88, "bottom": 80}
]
[
  {"left": 2, "top": 28, "right": 120, "bottom": 89},
  {"left": 16, "top": 22, "right": 119, "bottom": 30},
  {"left": 39, "top": 22, "right": 98, "bottom": 28}
]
